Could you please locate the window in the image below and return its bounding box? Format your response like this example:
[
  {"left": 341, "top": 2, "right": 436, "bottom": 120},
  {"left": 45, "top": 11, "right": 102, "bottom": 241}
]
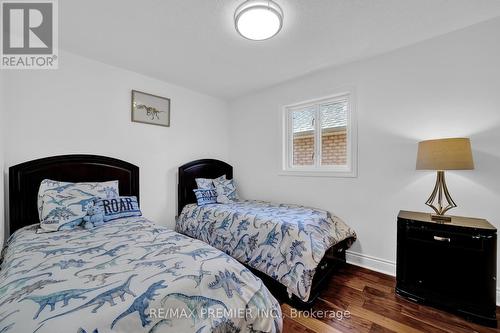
[{"left": 282, "top": 92, "right": 357, "bottom": 177}]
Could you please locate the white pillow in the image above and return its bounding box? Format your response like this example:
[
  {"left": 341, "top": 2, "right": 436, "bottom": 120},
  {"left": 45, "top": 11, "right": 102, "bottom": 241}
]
[
  {"left": 195, "top": 175, "right": 226, "bottom": 189},
  {"left": 213, "top": 178, "right": 239, "bottom": 204}
]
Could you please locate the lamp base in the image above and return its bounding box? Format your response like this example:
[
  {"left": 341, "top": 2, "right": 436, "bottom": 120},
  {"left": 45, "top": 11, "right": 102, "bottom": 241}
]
[
  {"left": 425, "top": 171, "right": 457, "bottom": 217},
  {"left": 430, "top": 214, "right": 452, "bottom": 223}
]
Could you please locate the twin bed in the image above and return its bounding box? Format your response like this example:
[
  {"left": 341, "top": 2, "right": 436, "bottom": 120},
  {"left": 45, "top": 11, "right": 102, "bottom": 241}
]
[
  {"left": 176, "top": 159, "right": 356, "bottom": 307},
  {"left": 0, "top": 155, "right": 281, "bottom": 333}
]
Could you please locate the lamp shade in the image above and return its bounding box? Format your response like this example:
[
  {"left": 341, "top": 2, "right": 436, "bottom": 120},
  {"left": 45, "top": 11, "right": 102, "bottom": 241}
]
[{"left": 416, "top": 138, "right": 474, "bottom": 170}]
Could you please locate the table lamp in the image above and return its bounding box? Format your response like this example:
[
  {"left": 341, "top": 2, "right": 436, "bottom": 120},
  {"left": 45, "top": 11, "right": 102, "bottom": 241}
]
[{"left": 416, "top": 138, "right": 474, "bottom": 222}]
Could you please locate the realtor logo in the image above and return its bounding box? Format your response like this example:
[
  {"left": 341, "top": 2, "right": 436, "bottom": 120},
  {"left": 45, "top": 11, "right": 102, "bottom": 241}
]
[{"left": 1, "top": 0, "right": 58, "bottom": 69}]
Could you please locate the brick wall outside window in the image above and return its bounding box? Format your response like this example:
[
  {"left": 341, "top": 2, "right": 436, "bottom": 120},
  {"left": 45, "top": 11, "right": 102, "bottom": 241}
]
[
  {"left": 293, "top": 130, "right": 347, "bottom": 166},
  {"left": 293, "top": 135, "right": 315, "bottom": 165}
]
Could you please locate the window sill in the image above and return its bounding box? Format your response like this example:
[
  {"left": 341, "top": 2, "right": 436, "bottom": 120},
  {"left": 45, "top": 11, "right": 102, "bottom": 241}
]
[{"left": 278, "top": 169, "right": 357, "bottom": 178}]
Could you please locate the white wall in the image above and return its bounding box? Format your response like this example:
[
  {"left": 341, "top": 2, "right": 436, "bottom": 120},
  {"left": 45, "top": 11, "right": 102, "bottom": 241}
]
[
  {"left": 229, "top": 18, "right": 500, "bottom": 290},
  {"left": 3, "top": 50, "right": 230, "bottom": 234},
  {"left": 0, "top": 72, "right": 5, "bottom": 242}
]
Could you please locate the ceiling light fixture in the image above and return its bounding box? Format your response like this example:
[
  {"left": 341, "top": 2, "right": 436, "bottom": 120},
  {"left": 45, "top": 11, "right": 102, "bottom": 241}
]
[{"left": 234, "top": 0, "right": 283, "bottom": 41}]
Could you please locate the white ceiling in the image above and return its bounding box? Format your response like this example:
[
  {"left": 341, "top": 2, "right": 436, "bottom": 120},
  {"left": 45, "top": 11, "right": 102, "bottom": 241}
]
[{"left": 60, "top": 0, "right": 500, "bottom": 99}]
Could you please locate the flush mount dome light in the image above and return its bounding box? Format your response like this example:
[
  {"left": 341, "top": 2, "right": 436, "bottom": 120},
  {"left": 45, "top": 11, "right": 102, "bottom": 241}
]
[{"left": 234, "top": 0, "right": 283, "bottom": 41}]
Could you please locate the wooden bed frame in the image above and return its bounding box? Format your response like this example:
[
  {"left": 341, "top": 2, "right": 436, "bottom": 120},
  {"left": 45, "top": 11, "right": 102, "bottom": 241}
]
[
  {"left": 8, "top": 154, "right": 139, "bottom": 237},
  {"left": 178, "top": 158, "right": 350, "bottom": 308},
  {"left": 178, "top": 159, "right": 233, "bottom": 215}
]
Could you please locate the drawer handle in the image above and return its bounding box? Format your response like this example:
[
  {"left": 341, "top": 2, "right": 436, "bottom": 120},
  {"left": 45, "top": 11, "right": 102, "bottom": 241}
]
[{"left": 433, "top": 236, "right": 451, "bottom": 242}]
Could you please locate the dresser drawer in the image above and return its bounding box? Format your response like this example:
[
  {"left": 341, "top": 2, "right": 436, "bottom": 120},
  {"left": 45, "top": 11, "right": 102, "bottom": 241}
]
[{"left": 405, "top": 225, "right": 486, "bottom": 251}]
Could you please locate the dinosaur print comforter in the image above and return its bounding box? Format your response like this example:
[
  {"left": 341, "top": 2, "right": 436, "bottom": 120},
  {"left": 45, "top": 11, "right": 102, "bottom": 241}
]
[
  {"left": 0, "top": 217, "right": 282, "bottom": 333},
  {"left": 177, "top": 201, "right": 357, "bottom": 302}
]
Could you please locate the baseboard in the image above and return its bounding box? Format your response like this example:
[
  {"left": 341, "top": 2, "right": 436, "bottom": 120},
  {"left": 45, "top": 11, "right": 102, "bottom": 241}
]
[
  {"left": 345, "top": 250, "right": 396, "bottom": 276},
  {"left": 345, "top": 250, "right": 500, "bottom": 306}
]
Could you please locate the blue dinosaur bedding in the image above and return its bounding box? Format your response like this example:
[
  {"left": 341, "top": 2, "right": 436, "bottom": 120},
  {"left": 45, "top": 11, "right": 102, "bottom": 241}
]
[
  {"left": 0, "top": 217, "right": 282, "bottom": 333},
  {"left": 176, "top": 200, "right": 357, "bottom": 302}
]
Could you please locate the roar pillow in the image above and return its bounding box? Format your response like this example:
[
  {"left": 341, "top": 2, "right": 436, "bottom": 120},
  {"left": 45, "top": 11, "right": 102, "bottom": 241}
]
[
  {"left": 193, "top": 189, "right": 218, "bottom": 206},
  {"left": 95, "top": 196, "right": 142, "bottom": 222}
]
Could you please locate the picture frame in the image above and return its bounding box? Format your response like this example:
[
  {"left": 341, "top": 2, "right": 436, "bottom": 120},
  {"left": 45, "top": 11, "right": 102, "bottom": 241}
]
[{"left": 131, "top": 90, "right": 170, "bottom": 127}]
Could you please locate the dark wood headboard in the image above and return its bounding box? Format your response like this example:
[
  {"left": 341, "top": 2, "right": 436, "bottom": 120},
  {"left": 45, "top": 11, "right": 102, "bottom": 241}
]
[
  {"left": 8, "top": 154, "right": 139, "bottom": 236},
  {"left": 178, "top": 159, "right": 233, "bottom": 215}
]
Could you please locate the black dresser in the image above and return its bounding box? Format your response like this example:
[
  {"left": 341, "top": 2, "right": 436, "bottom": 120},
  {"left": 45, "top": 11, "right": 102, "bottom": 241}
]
[{"left": 396, "top": 210, "right": 497, "bottom": 327}]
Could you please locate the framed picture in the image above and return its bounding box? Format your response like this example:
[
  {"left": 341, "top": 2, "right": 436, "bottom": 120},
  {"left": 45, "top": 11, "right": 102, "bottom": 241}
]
[{"left": 131, "top": 90, "right": 170, "bottom": 127}]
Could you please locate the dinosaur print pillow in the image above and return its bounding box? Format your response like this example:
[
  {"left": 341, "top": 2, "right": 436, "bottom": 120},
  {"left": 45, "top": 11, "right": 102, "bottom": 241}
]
[
  {"left": 95, "top": 196, "right": 142, "bottom": 222},
  {"left": 38, "top": 180, "right": 119, "bottom": 232},
  {"left": 40, "top": 191, "right": 96, "bottom": 232},
  {"left": 213, "top": 178, "right": 239, "bottom": 204},
  {"left": 195, "top": 174, "right": 226, "bottom": 189},
  {"left": 37, "top": 179, "right": 119, "bottom": 219}
]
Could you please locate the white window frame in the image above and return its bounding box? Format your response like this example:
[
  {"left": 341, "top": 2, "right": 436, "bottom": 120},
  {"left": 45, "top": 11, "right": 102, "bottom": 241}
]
[{"left": 281, "top": 90, "right": 358, "bottom": 178}]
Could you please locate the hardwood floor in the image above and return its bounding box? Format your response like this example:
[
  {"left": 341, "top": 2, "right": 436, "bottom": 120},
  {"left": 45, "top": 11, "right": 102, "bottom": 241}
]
[{"left": 281, "top": 264, "right": 500, "bottom": 333}]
